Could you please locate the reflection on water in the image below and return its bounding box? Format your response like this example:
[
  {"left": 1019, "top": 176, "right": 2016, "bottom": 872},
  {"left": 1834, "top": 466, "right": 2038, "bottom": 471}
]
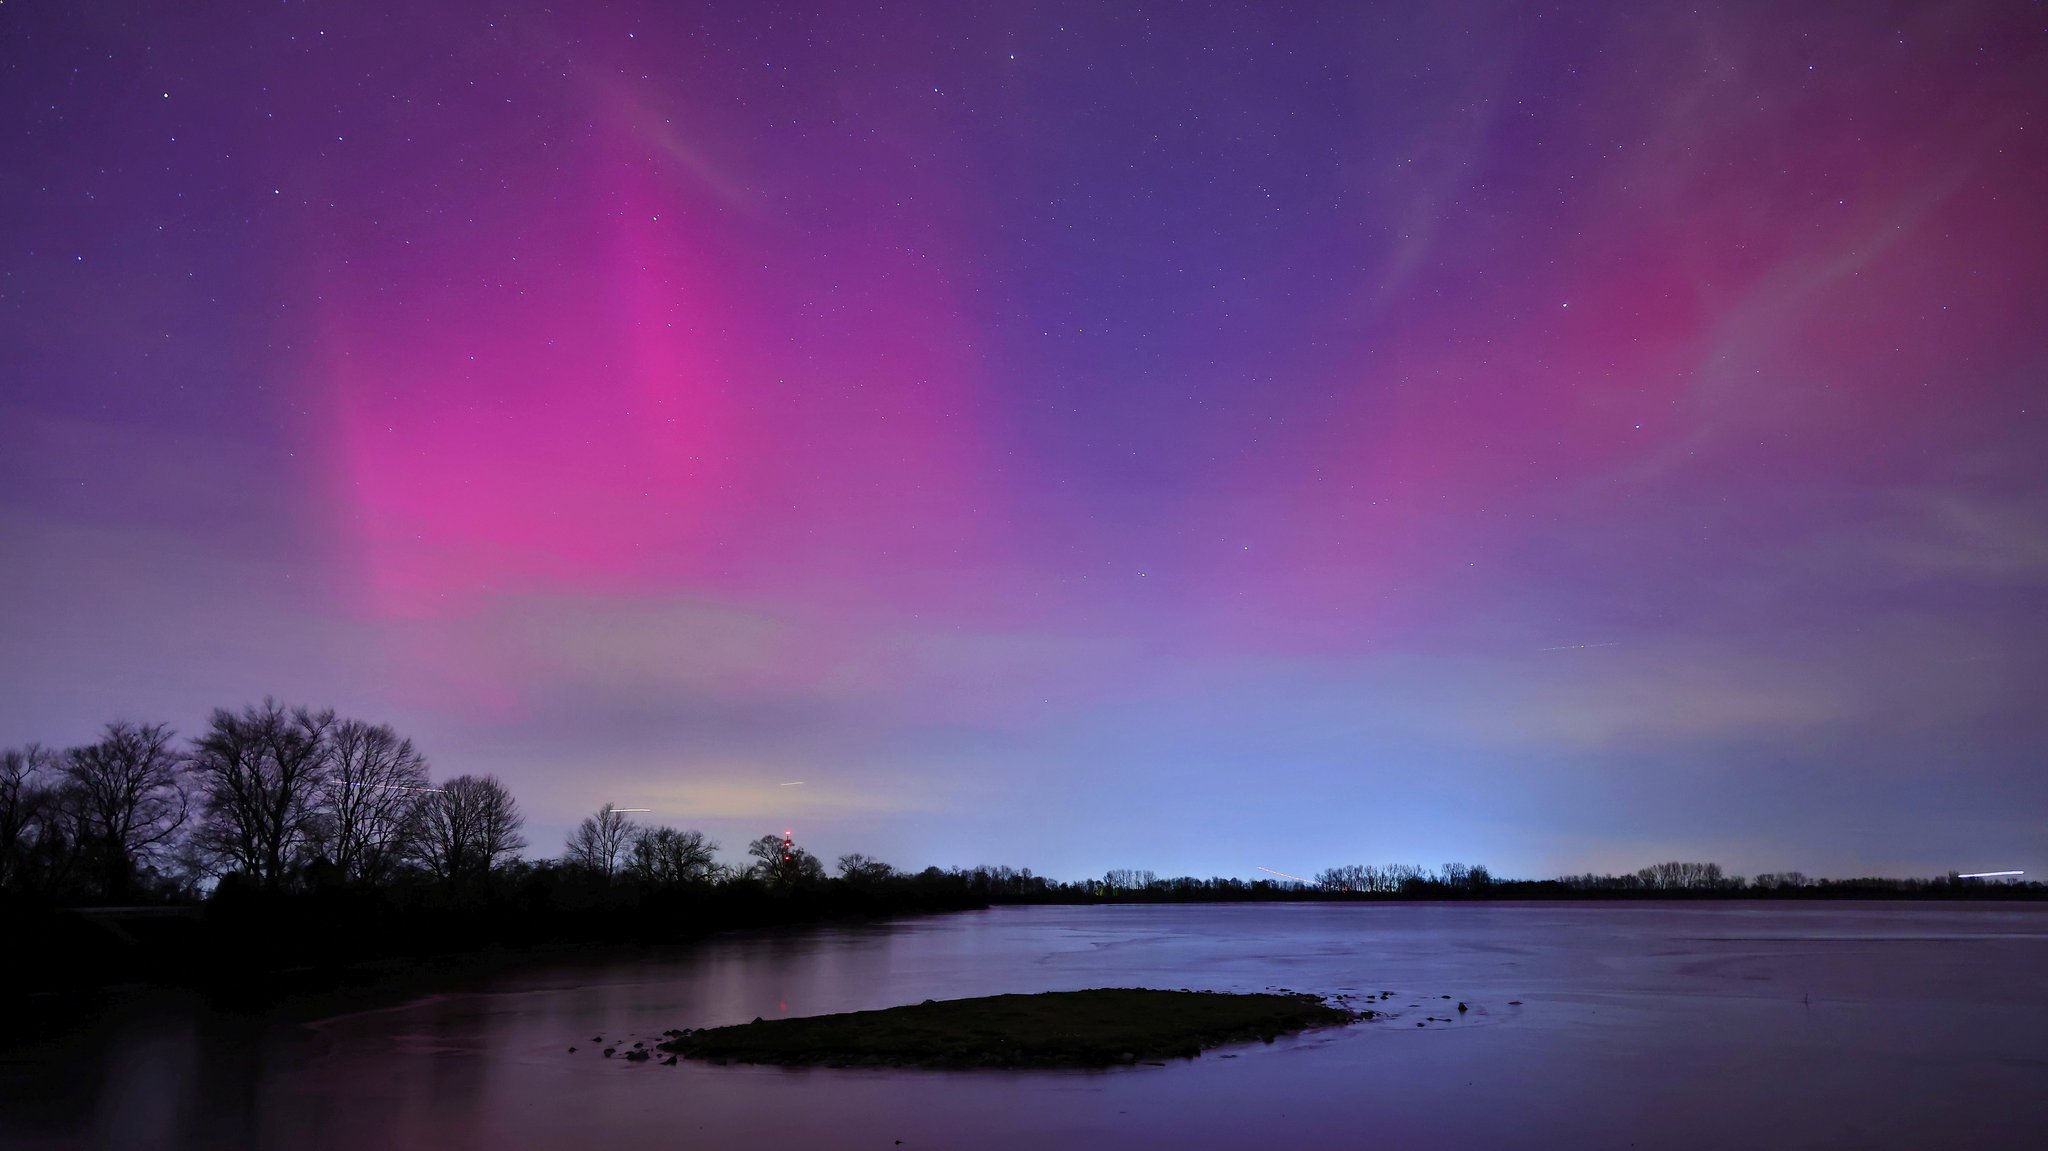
[{"left": 5, "top": 903, "right": 2046, "bottom": 1149}]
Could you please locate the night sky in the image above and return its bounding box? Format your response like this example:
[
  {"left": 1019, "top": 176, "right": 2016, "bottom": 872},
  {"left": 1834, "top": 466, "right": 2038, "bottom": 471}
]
[{"left": 5, "top": 2, "right": 2046, "bottom": 881}]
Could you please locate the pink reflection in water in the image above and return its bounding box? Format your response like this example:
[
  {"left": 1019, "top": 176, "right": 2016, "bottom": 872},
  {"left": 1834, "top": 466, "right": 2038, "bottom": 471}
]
[{"left": 8, "top": 903, "right": 2048, "bottom": 1150}]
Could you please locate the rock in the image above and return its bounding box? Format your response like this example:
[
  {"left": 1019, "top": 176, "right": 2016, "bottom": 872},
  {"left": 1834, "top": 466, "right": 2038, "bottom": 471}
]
[
  {"left": 602, "top": 1048, "right": 616, "bottom": 1057},
  {"left": 567, "top": 1047, "right": 577, "bottom": 1053},
  {"left": 1457, "top": 1002, "right": 1468, "bottom": 1013},
  {"left": 662, "top": 1055, "right": 678, "bottom": 1066},
  {"left": 625, "top": 1049, "right": 650, "bottom": 1062},
  {"left": 1508, "top": 1000, "right": 1523, "bottom": 1006}
]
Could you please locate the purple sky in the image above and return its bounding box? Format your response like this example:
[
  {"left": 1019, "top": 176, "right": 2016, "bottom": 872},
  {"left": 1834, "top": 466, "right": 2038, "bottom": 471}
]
[{"left": 4, "top": 2, "right": 2046, "bottom": 881}]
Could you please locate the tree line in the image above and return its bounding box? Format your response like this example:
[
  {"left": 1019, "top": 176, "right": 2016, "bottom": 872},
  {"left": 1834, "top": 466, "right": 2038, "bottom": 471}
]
[
  {"left": 6, "top": 705, "right": 2037, "bottom": 912},
  {"left": 2, "top": 702, "right": 535, "bottom": 903},
  {"left": 1, "top": 701, "right": 1037, "bottom": 910},
  {"left": 2, "top": 704, "right": 829, "bottom": 905},
  {"left": 1010, "top": 861, "right": 2037, "bottom": 902}
]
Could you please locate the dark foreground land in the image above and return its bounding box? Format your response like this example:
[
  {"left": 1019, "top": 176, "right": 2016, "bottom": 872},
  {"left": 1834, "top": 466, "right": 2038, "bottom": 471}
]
[
  {"left": 0, "top": 882, "right": 988, "bottom": 1018},
  {"left": 657, "top": 988, "right": 1360, "bottom": 1068}
]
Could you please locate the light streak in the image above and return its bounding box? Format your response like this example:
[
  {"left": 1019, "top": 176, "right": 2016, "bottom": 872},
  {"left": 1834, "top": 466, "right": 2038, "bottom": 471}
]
[
  {"left": 1958, "top": 870, "right": 2024, "bottom": 878},
  {"left": 613, "top": 808, "right": 652, "bottom": 812},
  {"left": 779, "top": 781, "right": 805, "bottom": 787},
  {"left": 1540, "top": 641, "right": 1620, "bottom": 652},
  {"left": 1257, "top": 866, "right": 1308, "bottom": 882},
  {"left": 348, "top": 782, "right": 445, "bottom": 793}
]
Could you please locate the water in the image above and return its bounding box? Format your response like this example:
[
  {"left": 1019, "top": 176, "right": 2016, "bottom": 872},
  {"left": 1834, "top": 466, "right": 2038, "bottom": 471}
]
[{"left": 5, "top": 902, "right": 2045, "bottom": 1149}]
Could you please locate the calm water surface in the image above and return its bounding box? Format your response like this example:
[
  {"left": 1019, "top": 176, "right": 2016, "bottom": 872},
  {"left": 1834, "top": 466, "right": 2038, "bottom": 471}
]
[{"left": 5, "top": 902, "right": 2045, "bottom": 1149}]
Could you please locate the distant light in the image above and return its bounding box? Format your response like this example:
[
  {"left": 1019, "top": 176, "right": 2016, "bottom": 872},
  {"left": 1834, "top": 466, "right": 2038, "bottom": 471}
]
[{"left": 1959, "top": 871, "right": 2024, "bottom": 878}]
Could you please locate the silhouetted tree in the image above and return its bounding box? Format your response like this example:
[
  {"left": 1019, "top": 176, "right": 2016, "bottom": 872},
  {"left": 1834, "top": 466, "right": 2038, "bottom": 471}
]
[
  {"left": 1636, "top": 861, "right": 1727, "bottom": 891},
  {"left": 415, "top": 774, "right": 525, "bottom": 881},
  {"left": 1, "top": 743, "right": 70, "bottom": 891},
  {"left": 1102, "top": 868, "right": 1158, "bottom": 891},
  {"left": 837, "top": 852, "right": 897, "bottom": 886},
  {"left": 629, "top": 826, "right": 718, "bottom": 886},
  {"left": 564, "top": 802, "right": 637, "bottom": 879},
  {"left": 1317, "top": 864, "right": 1369, "bottom": 892},
  {"left": 60, "top": 721, "right": 188, "bottom": 900},
  {"left": 187, "top": 700, "right": 336, "bottom": 887},
  {"left": 318, "top": 718, "right": 431, "bottom": 884},
  {"left": 746, "top": 833, "right": 824, "bottom": 888}
]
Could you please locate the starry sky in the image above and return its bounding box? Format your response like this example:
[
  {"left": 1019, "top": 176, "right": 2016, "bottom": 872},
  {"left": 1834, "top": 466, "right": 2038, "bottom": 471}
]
[{"left": 4, "top": 1, "right": 2046, "bottom": 881}]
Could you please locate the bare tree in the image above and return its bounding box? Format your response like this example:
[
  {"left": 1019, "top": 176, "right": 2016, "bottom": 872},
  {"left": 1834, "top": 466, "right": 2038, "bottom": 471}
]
[
  {"left": 836, "top": 852, "right": 897, "bottom": 886},
  {"left": 319, "top": 718, "right": 431, "bottom": 884},
  {"left": 0, "top": 745, "right": 46, "bottom": 888},
  {"left": 415, "top": 774, "right": 525, "bottom": 881},
  {"left": 629, "top": 826, "right": 718, "bottom": 886},
  {"left": 1386, "top": 863, "right": 1427, "bottom": 891},
  {"left": 746, "top": 833, "right": 823, "bottom": 888},
  {"left": 1317, "top": 864, "right": 1369, "bottom": 892},
  {"left": 1, "top": 744, "right": 66, "bottom": 891},
  {"left": 1102, "top": 868, "right": 1158, "bottom": 891},
  {"left": 187, "top": 699, "right": 337, "bottom": 887},
  {"left": 61, "top": 721, "right": 188, "bottom": 899},
  {"left": 563, "top": 802, "right": 638, "bottom": 879},
  {"left": 1754, "top": 871, "right": 1809, "bottom": 890},
  {"left": 1635, "top": 861, "right": 1727, "bottom": 891}
]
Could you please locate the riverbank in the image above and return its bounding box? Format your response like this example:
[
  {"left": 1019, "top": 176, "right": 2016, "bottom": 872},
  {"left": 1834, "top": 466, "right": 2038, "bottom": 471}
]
[{"left": 0, "top": 882, "right": 988, "bottom": 1017}]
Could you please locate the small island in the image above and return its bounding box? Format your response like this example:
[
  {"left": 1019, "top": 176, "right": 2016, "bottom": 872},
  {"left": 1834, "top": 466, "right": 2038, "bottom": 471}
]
[{"left": 657, "top": 988, "right": 1363, "bottom": 1069}]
